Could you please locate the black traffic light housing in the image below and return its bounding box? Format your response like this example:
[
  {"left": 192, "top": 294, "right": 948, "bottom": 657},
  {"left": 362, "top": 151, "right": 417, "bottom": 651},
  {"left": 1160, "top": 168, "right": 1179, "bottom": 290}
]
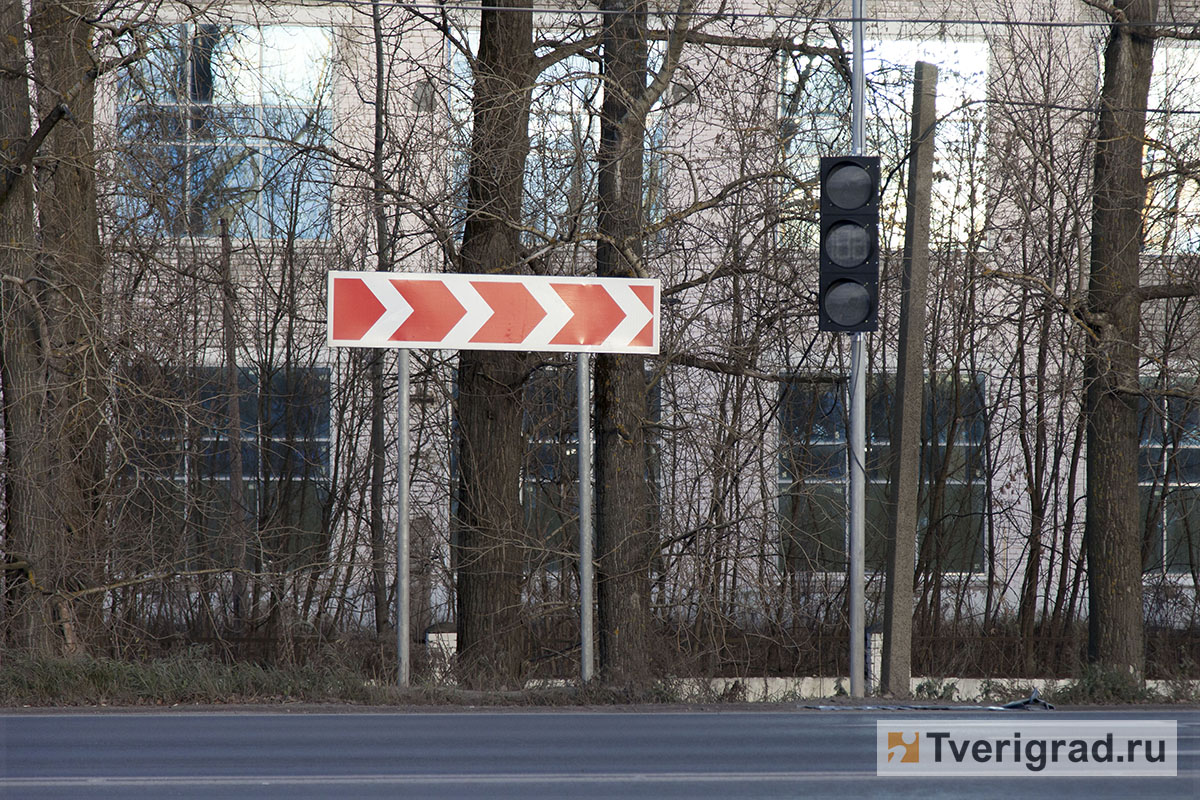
[{"left": 818, "top": 156, "right": 880, "bottom": 332}]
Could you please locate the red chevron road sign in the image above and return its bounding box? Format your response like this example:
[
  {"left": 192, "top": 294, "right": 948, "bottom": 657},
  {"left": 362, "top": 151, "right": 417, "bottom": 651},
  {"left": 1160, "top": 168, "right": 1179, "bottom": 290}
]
[{"left": 327, "top": 272, "right": 660, "bottom": 354}]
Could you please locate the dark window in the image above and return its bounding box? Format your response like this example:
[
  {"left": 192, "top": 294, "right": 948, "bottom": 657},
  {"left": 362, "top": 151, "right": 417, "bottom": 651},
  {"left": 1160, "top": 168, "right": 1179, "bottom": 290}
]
[
  {"left": 521, "top": 364, "right": 661, "bottom": 572},
  {"left": 120, "top": 365, "right": 331, "bottom": 565},
  {"left": 523, "top": 365, "right": 580, "bottom": 573},
  {"left": 779, "top": 372, "right": 987, "bottom": 573},
  {"left": 1140, "top": 384, "right": 1200, "bottom": 573}
]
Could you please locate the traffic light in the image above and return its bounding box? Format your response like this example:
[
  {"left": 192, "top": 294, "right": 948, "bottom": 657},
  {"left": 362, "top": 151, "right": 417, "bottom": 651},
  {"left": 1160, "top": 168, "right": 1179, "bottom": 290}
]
[{"left": 818, "top": 156, "right": 879, "bottom": 332}]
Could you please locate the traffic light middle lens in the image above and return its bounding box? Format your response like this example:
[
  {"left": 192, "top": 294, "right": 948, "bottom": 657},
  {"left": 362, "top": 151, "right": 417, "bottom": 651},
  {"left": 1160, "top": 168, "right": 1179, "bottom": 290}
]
[{"left": 825, "top": 221, "right": 871, "bottom": 268}]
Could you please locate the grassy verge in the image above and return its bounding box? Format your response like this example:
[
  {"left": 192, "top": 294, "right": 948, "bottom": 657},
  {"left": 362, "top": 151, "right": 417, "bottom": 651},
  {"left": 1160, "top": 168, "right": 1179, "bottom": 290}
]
[
  {"left": 0, "top": 652, "right": 699, "bottom": 707},
  {"left": 5, "top": 653, "right": 1198, "bottom": 707},
  {"left": 0, "top": 651, "right": 396, "bottom": 707}
]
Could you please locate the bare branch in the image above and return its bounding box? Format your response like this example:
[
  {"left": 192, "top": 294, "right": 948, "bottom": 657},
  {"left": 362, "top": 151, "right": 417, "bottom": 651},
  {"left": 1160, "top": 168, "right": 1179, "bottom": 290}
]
[
  {"left": 1079, "top": 0, "right": 1125, "bottom": 23},
  {"left": 1134, "top": 281, "right": 1200, "bottom": 304},
  {"left": 0, "top": 45, "right": 143, "bottom": 209}
]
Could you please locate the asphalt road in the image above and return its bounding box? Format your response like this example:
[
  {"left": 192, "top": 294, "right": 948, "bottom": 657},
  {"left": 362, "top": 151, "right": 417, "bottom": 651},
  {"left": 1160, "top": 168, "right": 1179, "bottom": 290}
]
[{"left": 1, "top": 707, "right": 1197, "bottom": 798}]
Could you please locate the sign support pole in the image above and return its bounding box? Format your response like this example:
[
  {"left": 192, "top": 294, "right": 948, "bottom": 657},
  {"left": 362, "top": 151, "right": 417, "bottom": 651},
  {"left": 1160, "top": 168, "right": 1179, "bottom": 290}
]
[
  {"left": 577, "top": 352, "right": 594, "bottom": 683},
  {"left": 397, "top": 348, "right": 411, "bottom": 687},
  {"left": 847, "top": 0, "right": 867, "bottom": 699}
]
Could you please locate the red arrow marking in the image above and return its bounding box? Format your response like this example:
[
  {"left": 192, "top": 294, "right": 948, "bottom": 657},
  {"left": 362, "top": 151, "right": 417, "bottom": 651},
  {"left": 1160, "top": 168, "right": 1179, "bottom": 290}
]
[
  {"left": 390, "top": 279, "right": 466, "bottom": 342},
  {"left": 550, "top": 283, "right": 624, "bottom": 346},
  {"left": 332, "top": 277, "right": 385, "bottom": 341},
  {"left": 470, "top": 281, "right": 546, "bottom": 344},
  {"left": 630, "top": 284, "right": 656, "bottom": 348}
]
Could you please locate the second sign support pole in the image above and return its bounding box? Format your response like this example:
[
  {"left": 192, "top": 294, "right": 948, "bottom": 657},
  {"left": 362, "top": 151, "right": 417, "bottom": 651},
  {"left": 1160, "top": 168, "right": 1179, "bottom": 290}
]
[
  {"left": 578, "top": 351, "right": 594, "bottom": 684},
  {"left": 397, "top": 348, "right": 411, "bottom": 687}
]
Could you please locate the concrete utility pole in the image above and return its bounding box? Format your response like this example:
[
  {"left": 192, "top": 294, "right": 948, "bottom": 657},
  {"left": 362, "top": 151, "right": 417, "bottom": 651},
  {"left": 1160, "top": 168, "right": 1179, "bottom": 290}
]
[{"left": 881, "top": 61, "right": 937, "bottom": 697}]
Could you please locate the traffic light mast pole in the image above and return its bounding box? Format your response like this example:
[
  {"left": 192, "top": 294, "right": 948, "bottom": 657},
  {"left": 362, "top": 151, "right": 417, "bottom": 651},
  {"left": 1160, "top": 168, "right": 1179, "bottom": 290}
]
[{"left": 848, "top": 0, "right": 867, "bottom": 699}]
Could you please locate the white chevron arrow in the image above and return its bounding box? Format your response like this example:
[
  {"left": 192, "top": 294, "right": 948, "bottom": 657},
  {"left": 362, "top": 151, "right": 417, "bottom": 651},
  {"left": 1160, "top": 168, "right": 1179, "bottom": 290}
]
[
  {"left": 443, "top": 279, "right": 494, "bottom": 344},
  {"left": 604, "top": 282, "right": 656, "bottom": 348},
  {"left": 523, "top": 279, "right": 575, "bottom": 347},
  {"left": 361, "top": 274, "right": 413, "bottom": 342}
]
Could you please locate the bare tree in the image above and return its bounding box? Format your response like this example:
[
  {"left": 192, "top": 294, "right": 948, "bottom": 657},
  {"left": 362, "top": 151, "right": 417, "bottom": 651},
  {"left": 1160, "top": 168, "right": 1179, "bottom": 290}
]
[
  {"left": 452, "top": 2, "right": 537, "bottom": 688},
  {"left": 2, "top": 0, "right": 115, "bottom": 654},
  {"left": 1083, "top": 0, "right": 1160, "bottom": 681}
]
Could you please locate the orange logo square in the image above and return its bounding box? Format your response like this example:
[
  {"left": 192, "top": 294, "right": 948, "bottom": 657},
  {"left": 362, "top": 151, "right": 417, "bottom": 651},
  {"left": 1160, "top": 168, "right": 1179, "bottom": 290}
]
[{"left": 887, "top": 731, "right": 920, "bottom": 763}]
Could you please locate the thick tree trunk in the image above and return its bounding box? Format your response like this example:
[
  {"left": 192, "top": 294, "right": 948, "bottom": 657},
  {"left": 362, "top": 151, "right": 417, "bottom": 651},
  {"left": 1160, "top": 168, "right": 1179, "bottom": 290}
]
[
  {"left": 34, "top": 0, "right": 108, "bottom": 654},
  {"left": 1084, "top": 0, "right": 1158, "bottom": 681},
  {"left": 0, "top": 0, "right": 53, "bottom": 653},
  {"left": 453, "top": 2, "right": 534, "bottom": 689},
  {"left": 1, "top": 2, "right": 105, "bottom": 655},
  {"left": 595, "top": 0, "right": 655, "bottom": 685},
  {"left": 32, "top": 0, "right": 107, "bottom": 654}
]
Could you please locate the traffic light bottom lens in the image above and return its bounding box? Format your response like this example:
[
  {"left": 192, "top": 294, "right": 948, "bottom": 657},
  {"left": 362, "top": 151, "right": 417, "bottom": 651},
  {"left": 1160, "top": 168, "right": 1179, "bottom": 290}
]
[{"left": 823, "top": 280, "right": 872, "bottom": 328}]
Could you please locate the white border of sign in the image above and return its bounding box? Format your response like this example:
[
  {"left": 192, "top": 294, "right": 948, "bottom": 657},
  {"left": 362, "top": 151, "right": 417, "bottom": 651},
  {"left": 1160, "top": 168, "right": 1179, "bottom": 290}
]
[{"left": 327, "top": 271, "right": 661, "bottom": 354}]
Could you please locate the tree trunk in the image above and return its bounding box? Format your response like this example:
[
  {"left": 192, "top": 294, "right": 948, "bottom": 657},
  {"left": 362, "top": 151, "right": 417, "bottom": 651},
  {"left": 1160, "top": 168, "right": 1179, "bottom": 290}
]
[
  {"left": 0, "top": 2, "right": 105, "bottom": 655},
  {"left": 453, "top": 2, "right": 534, "bottom": 689},
  {"left": 219, "top": 219, "right": 249, "bottom": 644},
  {"left": 595, "top": 0, "right": 655, "bottom": 685},
  {"left": 0, "top": 0, "right": 52, "bottom": 653},
  {"left": 369, "top": 0, "right": 392, "bottom": 641},
  {"left": 1084, "top": 0, "right": 1159, "bottom": 681}
]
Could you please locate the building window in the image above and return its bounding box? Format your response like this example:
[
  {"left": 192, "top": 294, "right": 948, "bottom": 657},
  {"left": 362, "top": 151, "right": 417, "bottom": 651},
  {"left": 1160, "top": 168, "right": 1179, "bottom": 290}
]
[
  {"left": 1139, "top": 385, "right": 1200, "bottom": 573},
  {"left": 523, "top": 366, "right": 580, "bottom": 572},
  {"left": 519, "top": 364, "right": 662, "bottom": 572},
  {"left": 779, "top": 372, "right": 987, "bottom": 573},
  {"left": 447, "top": 33, "right": 667, "bottom": 244},
  {"left": 117, "top": 24, "right": 334, "bottom": 239},
  {"left": 779, "top": 39, "right": 987, "bottom": 249},
  {"left": 526, "top": 50, "right": 600, "bottom": 239},
  {"left": 121, "top": 365, "right": 331, "bottom": 563},
  {"left": 1144, "top": 45, "right": 1200, "bottom": 254}
]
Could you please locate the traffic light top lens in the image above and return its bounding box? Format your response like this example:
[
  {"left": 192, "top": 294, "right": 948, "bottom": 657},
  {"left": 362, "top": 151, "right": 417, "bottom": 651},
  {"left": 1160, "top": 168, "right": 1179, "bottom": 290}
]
[{"left": 824, "top": 162, "right": 873, "bottom": 210}]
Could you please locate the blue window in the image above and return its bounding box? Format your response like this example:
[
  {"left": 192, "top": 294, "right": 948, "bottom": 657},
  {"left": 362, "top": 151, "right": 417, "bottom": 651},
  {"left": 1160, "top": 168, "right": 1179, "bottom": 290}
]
[
  {"left": 779, "top": 40, "right": 988, "bottom": 250},
  {"left": 447, "top": 34, "right": 668, "bottom": 247},
  {"left": 116, "top": 24, "right": 334, "bottom": 239},
  {"left": 1145, "top": 46, "right": 1200, "bottom": 254}
]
